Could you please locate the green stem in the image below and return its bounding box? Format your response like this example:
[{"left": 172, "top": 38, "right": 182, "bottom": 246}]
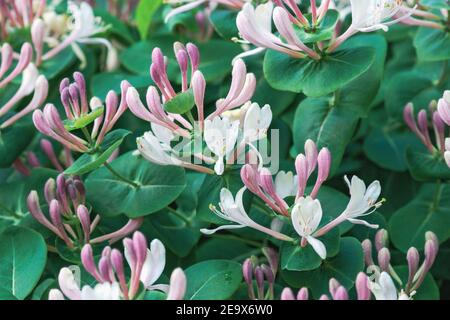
[
  {"left": 81, "top": 127, "right": 94, "bottom": 145},
  {"left": 166, "top": 206, "right": 192, "bottom": 226},
  {"left": 104, "top": 163, "right": 140, "bottom": 188}
]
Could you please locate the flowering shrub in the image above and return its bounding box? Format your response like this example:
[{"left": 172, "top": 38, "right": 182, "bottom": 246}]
[{"left": 0, "top": 0, "right": 449, "bottom": 301}]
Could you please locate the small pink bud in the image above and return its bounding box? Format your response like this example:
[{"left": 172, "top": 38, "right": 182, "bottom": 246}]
[
  {"left": 167, "top": 268, "right": 187, "bottom": 300},
  {"left": 254, "top": 266, "right": 265, "bottom": 299},
  {"left": 242, "top": 258, "right": 253, "bottom": 285},
  {"left": 355, "top": 272, "right": 370, "bottom": 300},
  {"left": 406, "top": 247, "right": 420, "bottom": 287},
  {"left": 297, "top": 287, "right": 309, "bottom": 300},
  {"left": 362, "top": 239, "right": 374, "bottom": 266},
  {"left": 375, "top": 229, "right": 389, "bottom": 251},
  {"left": 73, "top": 72, "right": 88, "bottom": 114},
  {"left": 334, "top": 286, "right": 349, "bottom": 300},
  {"left": 329, "top": 278, "right": 340, "bottom": 298},
  {"left": 378, "top": 248, "right": 391, "bottom": 272},
  {"left": 81, "top": 244, "right": 102, "bottom": 282},
  {"left": 44, "top": 178, "right": 56, "bottom": 203},
  {"left": 280, "top": 288, "right": 295, "bottom": 300},
  {"left": 295, "top": 154, "right": 308, "bottom": 198},
  {"left": 186, "top": 43, "right": 200, "bottom": 72},
  {"left": 262, "top": 247, "right": 278, "bottom": 276},
  {"left": 304, "top": 139, "right": 318, "bottom": 177},
  {"left": 319, "top": 294, "right": 330, "bottom": 300},
  {"left": 77, "top": 205, "right": 91, "bottom": 244}
]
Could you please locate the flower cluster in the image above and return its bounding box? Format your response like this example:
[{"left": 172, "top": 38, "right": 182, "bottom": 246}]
[
  {"left": 27, "top": 174, "right": 143, "bottom": 249},
  {"left": 127, "top": 42, "right": 271, "bottom": 175},
  {"left": 404, "top": 90, "right": 450, "bottom": 168},
  {"left": 49, "top": 231, "right": 186, "bottom": 300},
  {"left": 203, "top": 140, "right": 383, "bottom": 260},
  {"left": 0, "top": 42, "right": 48, "bottom": 129},
  {"left": 33, "top": 72, "right": 129, "bottom": 152}
]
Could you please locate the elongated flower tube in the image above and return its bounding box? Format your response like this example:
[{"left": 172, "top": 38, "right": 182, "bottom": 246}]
[
  {"left": 33, "top": 73, "right": 129, "bottom": 152},
  {"left": 201, "top": 187, "right": 294, "bottom": 242},
  {"left": 27, "top": 175, "right": 143, "bottom": 248},
  {"left": 128, "top": 43, "right": 261, "bottom": 176},
  {"left": 328, "top": 0, "right": 416, "bottom": 52},
  {"left": 49, "top": 232, "right": 186, "bottom": 300},
  {"left": 236, "top": 2, "right": 321, "bottom": 60},
  {"left": 40, "top": 1, "right": 117, "bottom": 70}
]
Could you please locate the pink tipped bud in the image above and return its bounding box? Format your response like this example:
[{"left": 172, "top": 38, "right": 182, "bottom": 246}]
[
  {"left": 362, "top": 239, "right": 374, "bottom": 266},
  {"left": 27, "top": 190, "right": 59, "bottom": 235},
  {"left": 261, "top": 264, "right": 274, "bottom": 285},
  {"left": 242, "top": 258, "right": 253, "bottom": 285},
  {"left": 437, "top": 95, "right": 450, "bottom": 126},
  {"left": 44, "top": 178, "right": 56, "bottom": 203},
  {"left": 319, "top": 294, "right": 330, "bottom": 300},
  {"left": 355, "top": 272, "right": 370, "bottom": 300},
  {"left": 334, "top": 286, "right": 349, "bottom": 300},
  {"left": 377, "top": 248, "right": 391, "bottom": 272},
  {"left": 304, "top": 139, "right": 318, "bottom": 177},
  {"left": 329, "top": 278, "right": 340, "bottom": 298},
  {"left": 297, "top": 287, "right": 309, "bottom": 300},
  {"left": 262, "top": 247, "right": 278, "bottom": 276},
  {"left": 317, "top": 147, "right": 331, "bottom": 182},
  {"left": 254, "top": 266, "right": 265, "bottom": 299},
  {"left": 424, "top": 233, "right": 439, "bottom": 269},
  {"left": 403, "top": 103, "right": 417, "bottom": 132},
  {"left": 74, "top": 72, "right": 88, "bottom": 114},
  {"left": 31, "top": 19, "right": 45, "bottom": 65},
  {"left": 295, "top": 154, "right": 308, "bottom": 198},
  {"left": 375, "top": 229, "right": 389, "bottom": 251},
  {"left": 176, "top": 50, "right": 189, "bottom": 74},
  {"left": 151, "top": 48, "right": 165, "bottom": 75},
  {"left": 240, "top": 164, "right": 260, "bottom": 194},
  {"left": 81, "top": 244, "right": 102, "bottom": 282},
  {"left": 99, "top": 256, "right": 113, "bottom": 283},
  {"left": 132, "top": 231, "right": 148, "bottom": 266},
  {"left": 186, "top": 43, "right": 200, "bottom": 72},
  {"left": 192, "top": 71, "right": 205, "bottom": 128},
  {"left": 280, "top": 288, "right": 295, "bottom": 300},
  {"left": 167, "top": 268, "right": 187, "bottom": 300},
  {"left": 407, "top": 247, "right": 420, "bottom": 287},
  {"left": 77, "top": 205, "right": 91, "bottom": 243}
]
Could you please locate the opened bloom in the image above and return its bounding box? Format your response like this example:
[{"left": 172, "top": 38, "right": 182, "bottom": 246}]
[
  {"left": 201, "top": 187, "right": 294, "bottom": 242},
  {"left": 291, "top": 196, "right": 327, "bottom": 259},
  {"left": 49, "top": 232, "right": 186, "bottom": 300}
]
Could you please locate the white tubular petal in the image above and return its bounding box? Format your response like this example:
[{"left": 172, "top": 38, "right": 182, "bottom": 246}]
[
  {"left": 140, "top": 239, "right": 166, "bottom": 288},
  {"left": 48, "top": 289, "right": 65, "bottom": 300},
  {"left": 347, "top": 218, "right": 379, "bottom": 229},
  {"left": 200, "top": 224, "right": 247, "bottom": 235},
  {"left": 306, "top": 235, "right": 327, "bottom": 260},
  {"left": 57, "top": 267, "right": 82, "bottom": 300}
]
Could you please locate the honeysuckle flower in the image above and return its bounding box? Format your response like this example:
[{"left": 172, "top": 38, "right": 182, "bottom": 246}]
[
  {"left": 242, "top": 103, "right": 272, "bottom": 143},
  {"left": 27, "top": 174, "right": 143, "bottom": 248},
  {"left": 201, "top": 187, "right": 294, "bottom": 241},
  {"left": 49, "top": 232, "right": 187, "bottom": 300},
  {"left": 204, "top": 116, "right": 240, "bottom": 175},
  {"left": 328, "top": 0, "right": 415, "bottom": 52},
  {"left": 236, "top": 2, "right": 321, "bottom": 59},
  {"left": 33, "top": 73, "right": 130, "bottom": 152},
  {"left": 437, "top": 90, "right": 450, "bottom": 126},
  {"left": 128, "top": 43, "right": 262, "bottom": 175},
  {"left": 40, "top": 1, "right": 116, "bottom": 70},
  {"left": 274, "top": 171, "right": 297, "bottom": 199},
  {"left": 368, "top": 272, "right": 404, "bottom": 300},
  {"left": 291, "top": 196, "right": 327, "bottom": 259}
]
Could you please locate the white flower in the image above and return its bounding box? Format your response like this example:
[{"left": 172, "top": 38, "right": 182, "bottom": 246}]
[
  {"left": 349, "top": 0, "right": 409, "bottom": 32},
  {"left": 340, "top": 175, "right": 382, "bottom": 228},
  {"left": 291, "top": 197, "right": 327, "bottom": 259},
  {"left": 52, "top": 267, "right": 121, "bottom": 300},
  {"left": 445, "top": 138, "right": 450, "bottom": 168},
  {"left": 201, "top": 187, "right": 294, "bottom": 241},
  {"left": 369, "top": 272, "right": 407, "bottom": 300},
  {"left": 138, "top": 239, "right": 167, "bottom": 290},
  {"left": 243, "top": 102, "right": 272, "bottom": 143},
  {"left": 137, "top": 130, "right": 183, "bottom": 167},
  {"left": 67, "top": 1, "right": 107, "bottom": 39},
  {"left": 204, "top": 116, "right": 240, "bottom": 175},
  {"left": 274, "top": 171, "right": 298, "bottom": 199}
]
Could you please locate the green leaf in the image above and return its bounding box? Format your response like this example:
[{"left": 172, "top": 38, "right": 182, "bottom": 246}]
[
  {"left": 389, "top": 183, "right": 450, "bottom": 252},
  {"left": 406, "top": 148, "right": 450, "bottom": 181},
  {"left": 414, "top": 27, "right": 450, "bottom": 62},
  {"left": 94, "top": 10, "right": 134, "bottom": 44},
  {"left": 63, "top": 107, "right": 104, "bottom": 132},
  {"left": 293, "top": 97, "right": 359, "bottom": 176},
  {"left": 184, "top": 260, "right": 242, "bottom": 300},
  {"left": 420, "top": 0, "right": 450, "bottom": 9},
  {"left": 86, "top": 152, "right": 186, "bottom": 218},
  {"left": 136, "top": 0, "right": 162, "bottom": 39},
  {"left": 209, "top": 9, "right": 239, "bottom": 40},
  {"left": 196, "top": 238, "right": 254, "bottom": 261},
  {"left": 64, "top": 129, "right": 131, "bottom": 175},
  {"left": 164, "top": 89, "right": 195, "bottom": 114},
  {"left": 264, "top": 47, "right": 375, "bottom": 97},
  {"left": 0, "top": 119, "right": 35, "bottom": 168},
  {"left": 140, "top": 209, "right": 201, "bottom": 257},
  {"left": 0, "top": 226, "right": 47, "bottom": 300},
  {"left": 281, "top": 237, "right": 364, "bottom": 298},
  {"left": 40, "top": 47, "right": 76, "bottom": 80},
  {"left": 91, "top": 72, "right": 152, "bottom": 99},
  {"left": 363, "top": 128, "right": 423, "bottom": 172},
  {"left": 280, "top": 228, "right": 340, "bottom": 271}
]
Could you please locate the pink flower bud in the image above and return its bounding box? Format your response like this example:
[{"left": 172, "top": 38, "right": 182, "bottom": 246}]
[
  {"left": 310, "top": 147, "right": 331, "bottom": 198},
  {"left": 280, "top": 288, "right": 295, "bottom": 300},
  {"left": 31, "top": 19, "right": 45, "bottom": 65},
  {"left": 297, "top": 287, "right": 309, "bottom": 300},
  {"left": 334, "top": 286, "right": 349, "bottom": 300},
  {"left": 329, "top": 278, "right": 340, "bottom": 298},
  {"left": 111, "top": 248, "right": 129, "bottom": 299},
  {"left": 40, "top": 139, "right": 64, "bottom": 171},
  {"left": 132, "top": 231, "right": 148, "bottom": 266},
  {"left": 375, "top": 229, "right": 389, "bottom": 251},
  {"left": 27, "top": 190, "right": 60, "bottom": 236},
  {"left": 304, "top": 139, "right": 318, "bottom": 177},
  {"left": 362, "top": 239, "right": 374, "bottom": 266},
  {"left": 262, "top": 247, "right": 278, "bottom": 276},
  {"left": 254, "top": 266, "right": 265, "bottom": 299},
  {"left": 192, "top": 71, "right": 205, "bottom": 129},
  {"left": 81, "top": 244, "right": 102, "bottom": 282},
  {"left": 406, "top": 247, "right": 420, "bottom": 288},
  {"left": 437, "top": 95, "right": 450, "bottom": 126},
  {"left": 355, "top": 272, "right": 370, "bottom": 300},
  {"left": 77, "top": 205, "right": 91, "bottom": 243},
  {"left": 167, "top": 268, "right": 187, "bottom": 300},
  {"left": 49, "top": 199, "right": 72, "bottom": 247},
  {"left": 186, "top": 43, "right": 200, "bottom": 72},
  {"left": 377, "top": 248, "right": 391, "bottom": 272},
  {"left": 242, "top": 258, "right": 253, "bottom": 285},
  {"left": 151, "top": 48, "right": 165, "bottom": 75},
  {"left": 44, "top": 178, "right": 56, "bottom": 203},
  {"left": 319, "top": 294, "right": 330, "bottom": 300},
  {"left": 424, "top": 233, "right": 439, "bottom": 270},
  {"left": 295, "top": 153, "right": 308, "bottom": 199}
]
